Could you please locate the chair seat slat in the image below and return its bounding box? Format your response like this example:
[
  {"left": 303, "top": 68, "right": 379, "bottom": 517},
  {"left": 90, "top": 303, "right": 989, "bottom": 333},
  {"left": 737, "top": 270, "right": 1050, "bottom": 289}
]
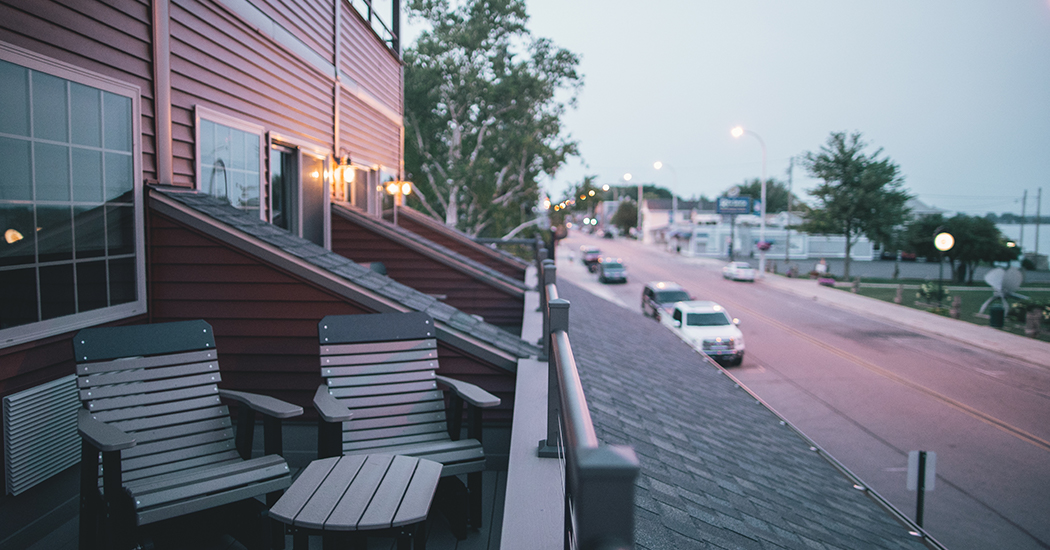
[
  {"left": 90, "top": 396, "right": 224, "bottom": 423},
  {"left": 320, "top": 349, "right": 438, "bottom": 367},
  {"left": 121, "top": 428, "right": 235, "bottom": 460},
  {"left": 345, "top": 411, "right": 447, "bottom": 431},
  {"left": 77, "top": 350, "right": 217, "bottom": 375},
  {"left": 329, "top": 384, "right": 441, "bottom": 401},
  {"left": 344, "top": 421, "right": 448, "bottom": 442},
  {"left": 116, "top": 452, "right": 242, "bottom": 484},
  {"left": 321, "top": 360, "right": 438, "bottom": 378},
  {"left": 88, "top": 385, "right": 219, "bottom": 412},
  {"left": 132, "top": 460, "right": 290, "bottom": 510},
  {"left": 121, "top": 441, "right": 235, "bottom": 473},
  {"left": 129, "top": 417, "right": 232, "bottom": 444},
  {"left": 81, "top": 372, "right": 222, "bottom": 401},
  {"left": 79, "top": 361, "right": 220, "bottom": 389},
  {"left": 343, "top": 432, "right": 449, "bottom": 451},
  {"left": 326, "top": 370, "right": 435, "bottom": 388}
]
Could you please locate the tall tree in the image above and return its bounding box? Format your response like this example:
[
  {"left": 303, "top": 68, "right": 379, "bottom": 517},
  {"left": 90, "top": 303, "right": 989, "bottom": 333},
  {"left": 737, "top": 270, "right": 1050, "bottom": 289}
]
[
  {"left": 905, "top": 214, "right": 1020, "bottom": 283},
  {"left": 403, "top": 0, "right": 582, "bottom": 237},
  {"left": 801, "top": 132, "right": 911, "bottom": 279}
]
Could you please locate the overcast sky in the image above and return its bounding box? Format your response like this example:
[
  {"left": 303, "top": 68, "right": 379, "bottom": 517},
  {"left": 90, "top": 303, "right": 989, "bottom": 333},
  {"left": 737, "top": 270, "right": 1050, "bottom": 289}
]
[{"left": 506, "top": 0, "right": 1050, "bottom": 216}]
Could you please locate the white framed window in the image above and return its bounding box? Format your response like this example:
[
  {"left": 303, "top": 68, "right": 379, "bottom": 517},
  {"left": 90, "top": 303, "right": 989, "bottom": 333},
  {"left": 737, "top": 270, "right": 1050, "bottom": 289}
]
[
  {"left": 0, "top": 41, "right": 146, "bottom": 349},
  {"left": 195, "top": 106, "right": 265, "bottom": 218}
]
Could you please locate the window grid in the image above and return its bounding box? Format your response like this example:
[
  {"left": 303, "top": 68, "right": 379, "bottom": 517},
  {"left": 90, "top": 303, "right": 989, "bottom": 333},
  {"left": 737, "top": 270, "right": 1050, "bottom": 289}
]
[{"left": 0, "top": 61, "right": 135, "bottom": 328}]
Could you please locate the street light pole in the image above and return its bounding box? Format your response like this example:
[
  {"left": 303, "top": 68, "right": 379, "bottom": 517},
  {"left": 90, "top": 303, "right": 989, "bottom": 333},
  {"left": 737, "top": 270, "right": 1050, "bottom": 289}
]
[
  {"left": 731, "top": 126, "right": 767, "bottom": 277},
  {"left": 654, "top": 161, "right": 678, "bottom": 226}
]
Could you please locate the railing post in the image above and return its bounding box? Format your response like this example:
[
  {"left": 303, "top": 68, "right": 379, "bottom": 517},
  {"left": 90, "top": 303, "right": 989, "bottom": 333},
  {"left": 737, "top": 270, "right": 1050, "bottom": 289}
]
[
  {"left": 538, "top": 298, "right": 568, "bottom": 458},
  {"left": 539, "top": 260, "right": 555, "bottom": 357},
  {"left": 573, "top": 445, "right": 640, "bottom": 550}
]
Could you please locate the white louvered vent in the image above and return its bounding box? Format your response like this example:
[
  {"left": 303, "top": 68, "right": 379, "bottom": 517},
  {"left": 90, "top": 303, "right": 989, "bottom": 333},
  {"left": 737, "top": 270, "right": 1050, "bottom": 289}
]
[{"left": 3, "top": 375, "right": 80, "bottom": 496}]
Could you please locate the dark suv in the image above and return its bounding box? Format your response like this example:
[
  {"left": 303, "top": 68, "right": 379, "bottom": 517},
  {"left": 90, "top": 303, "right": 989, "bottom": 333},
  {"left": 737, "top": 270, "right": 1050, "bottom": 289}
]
[
  {"left": 641, "top": 281, "right": 693, "bottom": 320},
  {"left": 581, "top": 246, "right": 602, "bottom": 272}
]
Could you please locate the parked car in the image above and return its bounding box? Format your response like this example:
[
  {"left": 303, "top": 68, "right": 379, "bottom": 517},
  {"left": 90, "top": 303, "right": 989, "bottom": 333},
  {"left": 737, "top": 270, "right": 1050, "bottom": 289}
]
[
  {"left": 641, "top": 281, "right": 693, "bottom": 320},
  {"left": 598, "top": 258, "right": 628, "bottom": 284},
  {"left": 581, "top": 246, "right": 602, "bottom": 272},
  {"left": 660, "top": 300, "right": 745, "bottom": 366},
  {"left": 722, "top": 261, "right": 756, "bottom": 282}
]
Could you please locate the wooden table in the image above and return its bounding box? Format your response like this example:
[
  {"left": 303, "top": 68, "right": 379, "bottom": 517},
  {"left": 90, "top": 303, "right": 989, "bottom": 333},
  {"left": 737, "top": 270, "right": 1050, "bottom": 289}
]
[{"left": 269, "top": 454, "right": 443, "bottom": 550}]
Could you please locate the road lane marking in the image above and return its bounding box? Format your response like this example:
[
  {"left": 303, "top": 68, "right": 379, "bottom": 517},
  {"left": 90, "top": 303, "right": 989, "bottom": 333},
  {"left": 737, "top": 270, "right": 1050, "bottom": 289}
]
[{"left": 724, "top": 299, "right": 1050, "bottom": 454}]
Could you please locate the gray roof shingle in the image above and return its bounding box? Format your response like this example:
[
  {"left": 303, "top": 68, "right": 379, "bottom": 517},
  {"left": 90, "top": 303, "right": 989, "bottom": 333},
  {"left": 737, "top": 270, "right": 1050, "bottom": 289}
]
[
  {"left": 156, "top": 189, "right": 539, "bottom": 360},
  {"left": 556, "top": 281, "right": 928, "bottom": 550}
]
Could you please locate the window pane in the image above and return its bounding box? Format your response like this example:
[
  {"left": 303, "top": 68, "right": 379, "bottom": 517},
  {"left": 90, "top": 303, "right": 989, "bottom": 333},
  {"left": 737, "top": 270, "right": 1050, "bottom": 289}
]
[
  {"left": 74, "top": 205, "right": 106, "bottom": 258},
  {"left": 200, "top": 119, "right": 215, "bottom": 168},
  {"left": 39, "top": 263, "right": 75, "bottom": 320},
  {"left": 34, "top": 142, "right": 71, "bottom": 201},
  {"left": 77, "top": 260, "right": 107, "bottom": 311},
  {"left": 0, "top": 60, "right": 30, "bottom": 137},
  {"left": 230, "top": 129, "right": 245, "bottom": 171},
  {"left": 104, "top": 151, "right": 132, "bottom": 201},
  {"left": 71, "top": 83, "right": 102, "bottom": 147},
  {"left": 0, "top": 204, "right": 35, "bottom": 267},
  {"left": 106, "top": 204, "right": 135, "bottom": 256},
  {"left": 108, "top": 257, "right": 135, "bottom": 305},
  {"left": 103, "top": 92, "right": 132, "bottom": 152},
  {"left": 0, "top": 267, "right": 38, "bottom": 328},
  {"left": 36, "top": 205, "right": 74, "bottom": 262},
  {"left": 32, "top": 72, "right": 68, "bottom": 142},
  {"left": 0, "top": 137, "right": 32, "bottom": 200},
  {"left": 72, "top": 148, "right": 104, "bottom": 202}
]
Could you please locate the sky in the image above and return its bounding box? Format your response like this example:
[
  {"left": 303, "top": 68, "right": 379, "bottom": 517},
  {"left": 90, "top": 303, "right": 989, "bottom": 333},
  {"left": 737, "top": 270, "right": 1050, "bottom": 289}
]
[{"left": 495, "top": 0, "right": 1050, "bottom": 216}]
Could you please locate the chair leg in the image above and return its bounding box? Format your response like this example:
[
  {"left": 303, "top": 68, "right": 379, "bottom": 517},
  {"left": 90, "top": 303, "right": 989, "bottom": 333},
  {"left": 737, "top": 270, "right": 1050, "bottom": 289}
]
[
  {"left": 414, "top": 521, "right": 428, "bottom": 550},
  {"left": 80, "top": 443, "right": 100, "bottom": 550},
  {"left": 268, "top": 491, "right": 285, "bottom": 550},
  {"left": 468, "top": 471, "right": 483, "bottom": 529}
]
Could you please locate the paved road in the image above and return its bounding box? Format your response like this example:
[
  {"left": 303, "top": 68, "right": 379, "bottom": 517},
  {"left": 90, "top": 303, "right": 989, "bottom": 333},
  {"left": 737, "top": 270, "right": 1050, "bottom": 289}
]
[{"left": 558, "top": 234, "right": 1050, "bottom": 550}]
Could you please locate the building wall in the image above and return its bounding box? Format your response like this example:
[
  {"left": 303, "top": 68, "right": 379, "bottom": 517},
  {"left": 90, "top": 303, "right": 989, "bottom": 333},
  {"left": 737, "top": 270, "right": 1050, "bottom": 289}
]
[
  {"left": 330, "top": 215, "right": 525, "bottom": 332},
  {"left": 149, "top": 207, "right": 515, "bottom": 415},
  {"left": 394, "top": 211, "right": 528, "bottom": 281}
]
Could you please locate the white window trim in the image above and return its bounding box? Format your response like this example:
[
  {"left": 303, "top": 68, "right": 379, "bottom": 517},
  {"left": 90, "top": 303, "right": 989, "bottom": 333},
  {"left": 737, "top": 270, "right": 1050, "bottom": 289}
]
[
  {"left": 0, "top": 40, "right": 147, "bottom": 350},
  {"left": 194, "top": 105, "right": 266, "bottom": 220}
]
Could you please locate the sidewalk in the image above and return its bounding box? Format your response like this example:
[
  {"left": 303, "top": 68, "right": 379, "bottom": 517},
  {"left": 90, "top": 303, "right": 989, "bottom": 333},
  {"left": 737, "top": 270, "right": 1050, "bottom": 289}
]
[{"left": 759, "top": 272, "right": 1050, "bottom": 369}]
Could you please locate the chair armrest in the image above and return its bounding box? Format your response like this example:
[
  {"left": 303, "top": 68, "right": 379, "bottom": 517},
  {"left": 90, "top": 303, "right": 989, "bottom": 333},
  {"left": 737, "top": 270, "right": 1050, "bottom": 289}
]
[
  {"left": 436, "top": 375, "right": 501, "bottom": 408},
  {"left": 78, "top": 408, "right": 135, "bottom": 452},
  {"left": 314, "top": 385, "right": 353, "bottom": 422},
  {"left": 219, "top": 389, "right": 303, "bottom": 419}
]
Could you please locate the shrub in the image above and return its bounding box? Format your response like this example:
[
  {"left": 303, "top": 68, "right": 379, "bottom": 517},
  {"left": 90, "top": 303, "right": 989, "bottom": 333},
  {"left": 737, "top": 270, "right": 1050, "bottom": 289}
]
[{"left": 917, "top": 281, "right": 950, "bottom": 303}]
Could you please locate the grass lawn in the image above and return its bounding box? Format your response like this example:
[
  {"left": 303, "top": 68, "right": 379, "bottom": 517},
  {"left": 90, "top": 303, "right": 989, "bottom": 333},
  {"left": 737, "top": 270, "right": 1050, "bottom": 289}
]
[{"left": 835, "top": 285, "right": 1050, "bottom": 342}]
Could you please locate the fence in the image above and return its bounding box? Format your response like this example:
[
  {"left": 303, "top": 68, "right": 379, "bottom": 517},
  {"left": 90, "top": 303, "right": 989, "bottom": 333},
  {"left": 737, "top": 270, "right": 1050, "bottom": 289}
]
[{"left": 535, "top": 255, "right": 640, "bottom": 550}]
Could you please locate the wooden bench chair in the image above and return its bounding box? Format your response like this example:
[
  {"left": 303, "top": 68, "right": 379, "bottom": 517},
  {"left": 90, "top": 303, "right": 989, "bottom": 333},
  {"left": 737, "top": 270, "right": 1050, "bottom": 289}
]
[
  {"left": 75, "top": 320, "right": 302, "bottom": 550},
  {"left": 312, "top": 312, "right": 500, "bottom": 537}
]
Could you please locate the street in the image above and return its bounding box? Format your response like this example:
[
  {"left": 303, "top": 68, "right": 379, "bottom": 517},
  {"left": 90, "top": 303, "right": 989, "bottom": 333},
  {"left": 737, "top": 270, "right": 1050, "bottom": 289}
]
[{"left": 557, "top": 232, "right": 1050, "bottom": 550}]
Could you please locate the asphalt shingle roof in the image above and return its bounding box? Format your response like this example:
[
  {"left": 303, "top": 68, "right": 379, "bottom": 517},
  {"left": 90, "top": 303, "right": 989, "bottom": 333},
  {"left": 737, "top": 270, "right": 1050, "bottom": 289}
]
[
  {"left": 557, "top": 281, "right": 928, "bottom": 550},
  {"left": 155, "top": 188, "right": 539, "bottom": 360}
]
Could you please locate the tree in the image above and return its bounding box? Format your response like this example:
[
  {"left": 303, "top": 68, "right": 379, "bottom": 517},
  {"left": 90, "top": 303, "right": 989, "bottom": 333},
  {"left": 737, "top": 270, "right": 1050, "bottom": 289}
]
[
  {"left": 903, "top": 213, "right": 1020, "bottom": 283},
  {"left": 403, "top": 0, "right": 582, "bottom": 237},
  {"left": 801, "top": 132, "right": 911, "bottom": 279},
  {"left": 611, "top": 200, "right": 638, "bottom": 235},
  {"left": 721, "top": 178, "right": 800, "bottom": 213}
]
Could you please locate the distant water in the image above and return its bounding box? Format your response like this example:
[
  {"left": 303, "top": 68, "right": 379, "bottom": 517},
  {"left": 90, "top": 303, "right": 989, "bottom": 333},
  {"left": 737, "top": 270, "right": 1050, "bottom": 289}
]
[{"left": 997, "top": 224, "right": 1049, "bottom": 256}]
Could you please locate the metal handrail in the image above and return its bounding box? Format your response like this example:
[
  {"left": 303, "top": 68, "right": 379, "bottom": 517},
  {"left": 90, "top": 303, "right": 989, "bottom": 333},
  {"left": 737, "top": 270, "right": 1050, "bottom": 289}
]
[{"left": 537, "top": 259, "right": 639, "bottom": 550}]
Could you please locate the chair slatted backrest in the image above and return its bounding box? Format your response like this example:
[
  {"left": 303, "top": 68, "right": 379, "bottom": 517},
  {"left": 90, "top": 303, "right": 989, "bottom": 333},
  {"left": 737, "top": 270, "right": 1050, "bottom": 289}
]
[
  {"left": 74, "top": 320, "right": 240, "bottom": 484},
  {"left": 319, "top": 313, "right": 449, "bottom": 452}
]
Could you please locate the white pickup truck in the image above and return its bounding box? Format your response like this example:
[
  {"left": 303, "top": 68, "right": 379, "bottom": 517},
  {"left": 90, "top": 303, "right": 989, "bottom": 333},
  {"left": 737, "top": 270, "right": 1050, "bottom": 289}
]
[{"left": 660, "top": 300, "right": 745, "bottom": 366}]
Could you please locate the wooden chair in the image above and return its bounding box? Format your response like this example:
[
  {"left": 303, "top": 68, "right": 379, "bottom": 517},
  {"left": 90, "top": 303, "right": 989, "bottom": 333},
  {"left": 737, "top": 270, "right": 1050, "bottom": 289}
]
[
  {"left": 313, "top": 312, "right": 500, "bottom": 536},
  {"left": 74, "top": 320, "right": 302, "bottom": 550}
]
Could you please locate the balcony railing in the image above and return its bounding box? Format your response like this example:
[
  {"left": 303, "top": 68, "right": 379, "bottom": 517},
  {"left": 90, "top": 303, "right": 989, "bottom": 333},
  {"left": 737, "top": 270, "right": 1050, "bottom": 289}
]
[{"left": 535, "top": 253, "right": 640, "bottom": 550}]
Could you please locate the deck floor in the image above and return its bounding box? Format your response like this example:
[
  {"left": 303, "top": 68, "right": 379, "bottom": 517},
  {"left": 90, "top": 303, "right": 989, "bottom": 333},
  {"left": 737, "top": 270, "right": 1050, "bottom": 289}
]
[{"left": 27, "top": 470, "right": 506, "bottom": 550}]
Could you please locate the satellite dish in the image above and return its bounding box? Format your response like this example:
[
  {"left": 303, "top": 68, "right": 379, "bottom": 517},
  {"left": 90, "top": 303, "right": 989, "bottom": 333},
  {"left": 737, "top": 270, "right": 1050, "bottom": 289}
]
[{"left": 980, "top": 267, "right": 1028, "bottom": 313}]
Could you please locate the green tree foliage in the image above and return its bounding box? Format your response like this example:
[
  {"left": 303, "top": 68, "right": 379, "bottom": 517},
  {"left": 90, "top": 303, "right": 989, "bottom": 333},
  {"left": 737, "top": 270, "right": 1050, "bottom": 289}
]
[
  {"left": 403, "top": 0, "right": 582, "bottom": 237},
  {"left": 904, "top": 213, "right": 1020, "bottom": 283},
  {"left": 801, "top": 132, "right": 911, "bottom": 279},
  {"left": 611, "top": 200, "right": 638, "bottom": 234},
  {"left": 721, "top": 178, "right": 802, "bottom": 214}
]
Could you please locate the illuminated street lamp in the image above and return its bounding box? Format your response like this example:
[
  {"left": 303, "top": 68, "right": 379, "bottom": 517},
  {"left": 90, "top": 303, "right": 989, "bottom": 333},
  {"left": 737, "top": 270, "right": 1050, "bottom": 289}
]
[
  {"left": 385, "top": 180, "right": 412, "bottom": 225},
  {"left": 731, "top": 126, "right": 767, "bottom": 278}
]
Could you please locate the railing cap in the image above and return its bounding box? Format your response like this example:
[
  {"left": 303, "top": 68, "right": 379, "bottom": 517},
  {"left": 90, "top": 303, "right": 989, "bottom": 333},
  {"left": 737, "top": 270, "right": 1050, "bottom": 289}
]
[{"left": 549, "top": 298, "right": 569, "bottom": 333}]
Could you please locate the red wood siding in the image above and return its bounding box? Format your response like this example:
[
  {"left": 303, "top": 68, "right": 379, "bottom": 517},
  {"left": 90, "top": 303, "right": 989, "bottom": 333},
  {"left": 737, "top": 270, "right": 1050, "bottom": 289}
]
[
  {"left": 394, "top": 214, "right": 528, "bottom": 280},
  {"left": 330, "top": 215, "right": 524, "bottom": 331},
  {"left": 254, "top": 0, "right": 334, "bottom": 62},
  {"left": 339, "top": 87, "right": 400, "bottom": 169},
  {"left": 339, "top": 3, "right": 400, "bottom": 114},
  {"left": 169, "top": 0, "right": 335, "bottom": 186},
  {"left": 0, "top": 0, "right": 157, "bottom": 181},
  {"left": 148, "top": 208, "right": 515, "bottom": 417},
  {"left": 437, "top": 342, "right": 513, "bottom": 423}
]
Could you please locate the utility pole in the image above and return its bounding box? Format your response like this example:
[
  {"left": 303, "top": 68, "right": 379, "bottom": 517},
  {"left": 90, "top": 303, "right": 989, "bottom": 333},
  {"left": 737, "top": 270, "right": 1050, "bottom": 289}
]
[
  {"left": 1020, "top": 190, "right": 1027, "bottom": 252},
  {"left": 785, "top": 157, "right": 793, "bottom": 262},
  {"left": 1037, "top": 187, "right": 1042, "bottom": 263}
]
